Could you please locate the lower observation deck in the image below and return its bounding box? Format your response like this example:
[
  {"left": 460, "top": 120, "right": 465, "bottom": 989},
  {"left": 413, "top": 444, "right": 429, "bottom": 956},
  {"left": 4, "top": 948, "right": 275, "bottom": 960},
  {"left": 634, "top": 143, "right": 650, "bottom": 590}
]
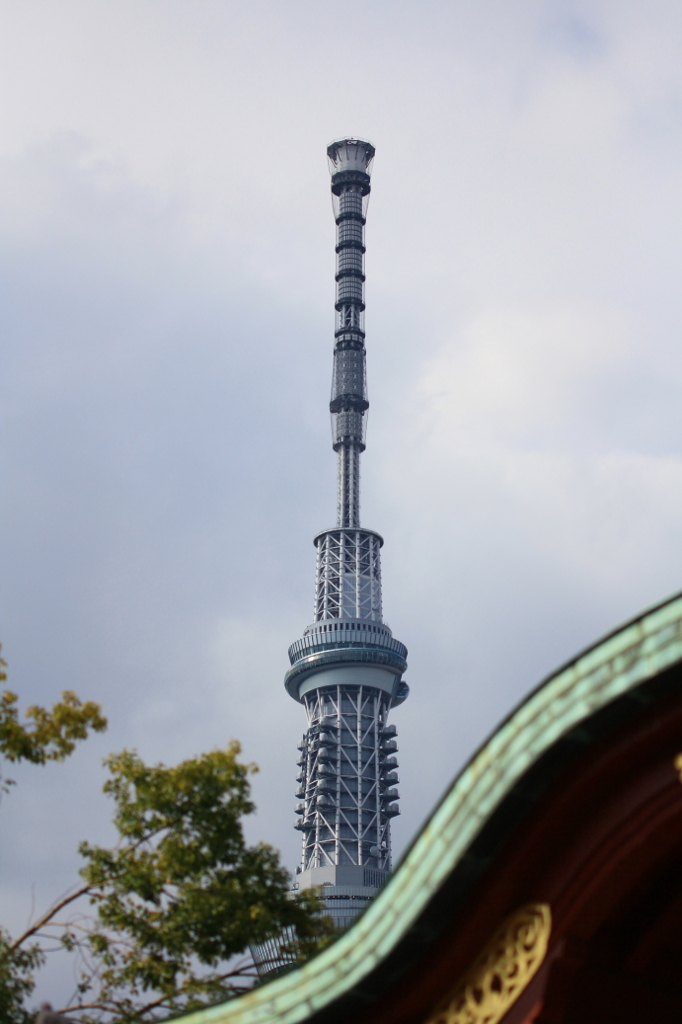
[
  {"left": 289, "top": 619, "right": 407, "bottom": 663},
  {"left": 284, "top": 619, "right": 408, "bottom": 705}
]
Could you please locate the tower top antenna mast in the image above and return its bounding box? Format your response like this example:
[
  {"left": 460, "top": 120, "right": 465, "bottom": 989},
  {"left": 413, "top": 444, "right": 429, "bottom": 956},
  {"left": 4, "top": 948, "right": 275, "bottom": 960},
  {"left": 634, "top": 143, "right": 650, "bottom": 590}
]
[{"left": 327, "top": 136, "right": 375, "bottom": 529}]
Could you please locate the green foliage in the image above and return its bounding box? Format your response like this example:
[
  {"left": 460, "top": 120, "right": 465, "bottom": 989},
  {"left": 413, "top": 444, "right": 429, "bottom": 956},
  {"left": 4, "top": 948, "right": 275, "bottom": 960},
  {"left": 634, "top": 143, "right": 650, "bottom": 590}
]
[
  {"left": 65, "top": 745, "right": 333, "bottom": 1021},
  {"left": 0, "top": 650, "right": 110, "bottom": 1018},
  {"left": 0, "top": 648, "right": 107, "bottom": 794},
  {"left": 0, "top": 652, "right": 331, "bottom": 1020},
  {"left": 0, "top": 689, "right": 107, "bottom": 765},
  {"left": 9, "top": 744, "right": 333, "bottom": 1022},
  {"left": 0, "top": 929, "right": 44, "bottom": 1024}
]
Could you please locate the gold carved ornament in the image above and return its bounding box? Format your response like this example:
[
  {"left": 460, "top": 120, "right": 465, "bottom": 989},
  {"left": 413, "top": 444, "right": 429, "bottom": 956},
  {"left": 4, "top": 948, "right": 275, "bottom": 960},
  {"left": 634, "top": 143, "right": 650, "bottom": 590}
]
[{"left": 425, "top": 902, "right": 552, "bottom": 1024}]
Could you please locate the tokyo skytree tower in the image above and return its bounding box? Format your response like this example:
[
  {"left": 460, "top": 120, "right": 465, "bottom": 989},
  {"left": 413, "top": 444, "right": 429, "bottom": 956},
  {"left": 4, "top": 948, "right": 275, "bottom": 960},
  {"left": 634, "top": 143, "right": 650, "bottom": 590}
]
[{"left": 286, "top": 139, "right": 409, "bottom": 929}]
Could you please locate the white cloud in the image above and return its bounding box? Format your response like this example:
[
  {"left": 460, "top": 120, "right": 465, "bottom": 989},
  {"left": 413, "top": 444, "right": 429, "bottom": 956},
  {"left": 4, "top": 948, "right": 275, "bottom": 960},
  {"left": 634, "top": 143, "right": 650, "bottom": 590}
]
[{"left": 418, "top": 304, "right": 634, "bottom": 441}]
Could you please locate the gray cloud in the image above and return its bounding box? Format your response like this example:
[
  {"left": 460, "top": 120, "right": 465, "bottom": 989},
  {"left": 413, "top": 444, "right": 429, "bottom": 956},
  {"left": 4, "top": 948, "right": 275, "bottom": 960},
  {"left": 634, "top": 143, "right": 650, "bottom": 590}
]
[{"left": 2, "top": 0, "right": 682, "bottom": 1008}]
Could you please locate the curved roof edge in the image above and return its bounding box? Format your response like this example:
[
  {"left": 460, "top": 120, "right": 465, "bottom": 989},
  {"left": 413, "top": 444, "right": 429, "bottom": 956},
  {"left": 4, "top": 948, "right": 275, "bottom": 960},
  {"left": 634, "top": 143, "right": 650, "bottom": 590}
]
[{"left": 170, "top": 589, "right": 682, "bottom": 1024}]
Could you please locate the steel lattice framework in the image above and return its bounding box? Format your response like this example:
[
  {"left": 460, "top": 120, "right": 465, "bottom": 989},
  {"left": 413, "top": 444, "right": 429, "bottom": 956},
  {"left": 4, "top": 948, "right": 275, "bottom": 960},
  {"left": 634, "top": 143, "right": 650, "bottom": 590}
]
[
  {"left": 314, "top": 529, "right": 383, "bottom": 621},
  {"left": 296, "top": 686, "right": 398, "bottom": 875},
  {"left": 282, "top": 140, "right": 409, "bottom": 931}
]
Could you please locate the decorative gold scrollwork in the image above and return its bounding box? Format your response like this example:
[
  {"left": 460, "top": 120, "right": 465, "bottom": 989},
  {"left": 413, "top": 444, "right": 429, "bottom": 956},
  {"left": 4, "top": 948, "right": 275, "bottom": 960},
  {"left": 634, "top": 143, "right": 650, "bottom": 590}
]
[{"left": 426, "top": 903, "right": 552, "bottom": 1024}]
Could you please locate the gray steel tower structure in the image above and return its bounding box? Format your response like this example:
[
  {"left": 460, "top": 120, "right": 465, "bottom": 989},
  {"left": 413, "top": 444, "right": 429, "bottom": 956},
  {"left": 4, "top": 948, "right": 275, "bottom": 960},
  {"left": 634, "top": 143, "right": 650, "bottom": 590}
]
[{"left": 286, "top": 139, "right": 409, "bottom": 930}]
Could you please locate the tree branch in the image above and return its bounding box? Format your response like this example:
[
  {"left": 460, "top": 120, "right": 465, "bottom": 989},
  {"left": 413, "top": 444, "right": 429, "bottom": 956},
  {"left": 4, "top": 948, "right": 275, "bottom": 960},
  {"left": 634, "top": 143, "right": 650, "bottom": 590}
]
[{"left": 10, "top": 883, "right": 94, "bottom": 950}]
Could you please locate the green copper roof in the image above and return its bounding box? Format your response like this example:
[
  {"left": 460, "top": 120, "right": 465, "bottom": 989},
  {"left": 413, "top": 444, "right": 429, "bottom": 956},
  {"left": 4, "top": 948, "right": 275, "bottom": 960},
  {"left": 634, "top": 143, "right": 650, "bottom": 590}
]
[{"left": 170, "top": 590, "right": 682, "bottom": 1024}]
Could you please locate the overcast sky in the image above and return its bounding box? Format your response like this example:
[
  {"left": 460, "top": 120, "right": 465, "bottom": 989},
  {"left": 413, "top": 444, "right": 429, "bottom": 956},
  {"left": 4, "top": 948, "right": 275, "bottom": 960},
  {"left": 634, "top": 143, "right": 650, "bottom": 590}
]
[{"left": 3, "top": 0, "right": 682, "bottom": 1007}]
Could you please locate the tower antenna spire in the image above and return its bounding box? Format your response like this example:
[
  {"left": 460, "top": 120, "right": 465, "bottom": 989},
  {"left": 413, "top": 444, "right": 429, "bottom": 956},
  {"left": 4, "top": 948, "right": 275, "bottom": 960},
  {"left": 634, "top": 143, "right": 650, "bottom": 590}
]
[{"left": 328, "top": 137, "right": 374, "bottom": 529}]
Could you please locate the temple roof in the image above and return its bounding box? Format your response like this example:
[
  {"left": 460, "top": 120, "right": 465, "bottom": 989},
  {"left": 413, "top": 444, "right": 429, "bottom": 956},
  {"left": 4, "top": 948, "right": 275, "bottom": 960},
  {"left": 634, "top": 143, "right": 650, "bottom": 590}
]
[{"left": 169, "top": 589, "right": 682, "bottom": 1024}]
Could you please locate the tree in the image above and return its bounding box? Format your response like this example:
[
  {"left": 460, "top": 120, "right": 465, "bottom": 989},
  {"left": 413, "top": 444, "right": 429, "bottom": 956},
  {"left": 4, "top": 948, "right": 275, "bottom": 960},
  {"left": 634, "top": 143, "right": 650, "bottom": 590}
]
[
  {"left": 0, "top": 648, "right": 108, "bottom": 1023},
  {"left": 0, "top": 935, "right": 45, "bottom": 1024},
  {"left": 5, "top": 744, "right": 334, "bottom": 1023},
  {"left": 0, "top": 648, "right": 107, "bottom": 791}
]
